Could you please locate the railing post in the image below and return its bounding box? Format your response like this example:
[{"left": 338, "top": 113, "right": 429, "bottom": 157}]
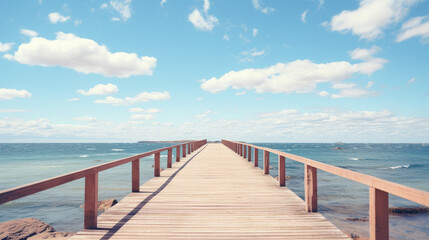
[
  {"left": 240, "top": 144, "right": 243, "bottom": 156},
  {"left": 305, "top": 164, "right": 317, "bottom": 212},
  {"left": 154, "top": 152, "right": 160, "bottom": 177},
  {"left": 176, "top": 146, "right": 180, "bottom": 162},
  {"left": 254, "top": 148, "right": 258, "bottom": 167},
  {"left": 84, "top": 173, "right": 98, "bottom": 229},
  {"left": 188, "top": 143, "right": 191, "bottom": 154},
  {"left": 243, "top": 145, "right": 247, "bottom": 158},
  {"left": 182, "top": 144, "right": 186, "bottom": 158},
  {"left": 167, "top": 148, "right": 172, "bottom": 168},
  {"left": 264, "top": 150, "right": 269, "bottom": 174},
  {"left": 370, "top": 187, "right": 389, "bottom": 240},
  {"left": 132, "top": 159, "right": 140, "bottom": 192},
  {"left": 278, "top": 156, "right": 285, "bottom": 187},
  {"left": 248, "top": 146, "right": 251, "bottom": 162}
]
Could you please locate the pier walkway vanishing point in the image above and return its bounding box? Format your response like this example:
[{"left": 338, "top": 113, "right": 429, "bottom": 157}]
[
  {"left": 1, "top": 140, "right": 429, "bottom": 239},
  {"left": 70, "top": 143, "right": 349, "bottom": 240}
]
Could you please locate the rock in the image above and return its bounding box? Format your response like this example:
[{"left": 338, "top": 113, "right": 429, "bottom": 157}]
[
  {"left": 80, "top": 199, "right": 118, "bottom": 212},
  {"left": 346, "top": 217, "right": 368, "bottom": 222},
  {"left": 269, "top": 166, "right": 274, "bottom": 170},
  {"left": 0, "top": 218, "right": 72, "bottom": 240},
  {"left": 389, "top": 207, "right": 429, "bottom": 214},
  {"left": 275, "top": 176, "right": 291, "bottom": 181},
  {"left": 346, "top": 233, "right": 369, "bottom": 240}
]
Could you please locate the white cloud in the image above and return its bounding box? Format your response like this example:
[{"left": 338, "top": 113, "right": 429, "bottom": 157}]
[
  {"left": 253, "top": 0, "right": 274, "bottom": 14},
  {"left": 252, "top": 28, "right": 258, "bottom": 37},
  {"left": 408, "top": 77, "right": 416, "bottom": 83},
  {"left": 349, "top": 46, "right": 381, "bottom": 60},
  {"left": 101, "top": 3, "right": 108, "bottom": 9},
  {"left": 301, "top": 10, "right": 308, "bottom": 23},
  {"left": 110, "top": 0, "right": 132, "bottom": 21},
  {"left": 49, "top": 12, "right": 70, "bottom": 23},
  {"left": 396, "top": 16, "right": 429, "bottom": 43},
  {"left": 77, "top": 83, "right": 119, "bottom": 96},
  {"left": 236, "top": 91, "right": 247, "bottom": 96},
  {"left": 74, "top": 20, "right": 83, "bottom": 26},
  {"left": 196, "top": 97, "right": 203, "bottom": 101},
  {"left": 331, "top": 87, "right": 376, "bottom": 99},
  {"left": 0, "top": 88, "right": 31, "bottom": 100},
  {"left": 332, "top": 82, "right": 357, "bottom": 89},
  {"left": 203, "top": 0, "right": 210, "bottom": 13},
  {"left": 95, "top": 91, "right": 170, "bottom": 106},
  {"left": 74, "top": 116, "right": 97, "bottom": 122},
  {"left": 223, "top": 34, "right": 230, "bottom": 41},
  {"left": 201, "top": 48, "right": 386, "bottom": 95},
  {"left": 318, "top": 0, "right": 324, "bottom": 8},
  {"left": 160, "top": 0, "right": 167, "bottom": 7},
  {"left": 131, "top": 114, "right": 155, "bottom": 120},
  {"left": 111, "top": 17, "right": 121, "bottom": 22},
  {"left": 6, "top": 32, "right": 156, "bottom": 78},
  {"left": 66, "top": 97, "right": 79, "bottom": 101},
  {"left": 241, "top": 48, "right": 265, "bottom": 57},
  {"left": 128, "top": 108, "right": 161, "bottom": 113},
  {"left": 318, "top": 91, "right": 330, "bottom": 97},
  {"left": 188, "top": 9, "right": 218, "bottom": 31},
  {"left": 20, "top": 29, "right": 38, "bottom": 37},
  {"left": 0, "top": 42, "right": 14, "bottom": 52},
  {"left": 0, "top": 109, "right": 27, "bottom": 113},
  {"left": 330, "top": 0, "right": 420, "bottom": 40},
  {"left": 367, "top": 81, "right": 374, "bottom": 88},
  {"left": 195, "top": 110, "right": 213, "bottom": 121}
]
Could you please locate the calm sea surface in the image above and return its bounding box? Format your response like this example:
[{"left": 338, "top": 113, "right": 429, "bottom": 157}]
[{"left": 0, "top": 142, "right": 428, "bottom": 239}]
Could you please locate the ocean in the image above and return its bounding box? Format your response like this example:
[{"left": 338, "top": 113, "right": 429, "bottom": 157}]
[{"left": 0, "top": 142, "right": 428, "bottom": 239}]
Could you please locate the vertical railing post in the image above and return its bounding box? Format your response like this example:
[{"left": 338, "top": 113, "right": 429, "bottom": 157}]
[
  {"left": 248, "top": 146, "right": 251, "bottom": 162},
  {"left": 84, "top": 173, "right": 98, "bottom": 229},
  {"left": 188, "top": 143, "right": 191, "bottom": 154},
  {"left": 167, "top": 148, "right": 172, "bottom": 168},
  {"left": 240, "top": 144, "right": 243, "bottom": 156},
  {"left": 305, "top": 164, "right": 317, "bottom": 212},
  {"left": 264, "top": 150, "right": 269, "bottom": 174},
  {"left": 132, "top": 159, "right": 140, "bottom": 192},
  {"left": 278, "top": 156, "right": 285, "bottom": 187},
  {"left": 182, "top": 144, "right": 186, "bottom": 158},
  {"left": 154, "top": 152, "right": 160, "bottom": 177},
  {"left": 370, "top": 187, "right": 389, "bottom": 240},
  {"left": 176, "top": 146, "right": 180, "bottom": 162},
  {"left": 254, "top": 148, "right": 258, "bottom": 167},
  {"left": 243, "top": 145, "right": 247, "bottom": 158}
]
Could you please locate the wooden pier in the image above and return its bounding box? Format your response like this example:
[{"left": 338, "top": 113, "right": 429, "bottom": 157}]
[
  {"left": 2, "top": 139, "right": 429, "bottom": 240},
  {"left": 70, "top": 143, "right": 349, "bottom": 240}
]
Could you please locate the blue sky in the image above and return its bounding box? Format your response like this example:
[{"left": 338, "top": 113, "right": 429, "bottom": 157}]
[{"left": 0, "top": 0, "right": 428, "bottom": 142}]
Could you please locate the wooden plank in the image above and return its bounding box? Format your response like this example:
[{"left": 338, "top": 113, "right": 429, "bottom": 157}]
[
  {"left": 167, "top": 149, "right": 172, "bottom": 168},
  {"left": 176, "top": 146, "right": 180, "bottom": 162},
  {"left": 369, "top": 187, "right": 389, "bottom": 240},
  {"left": 131, "top": 160, "right": 139, "bottom": 192},
  {"left": 154, "top": 152, "right": 161, "bottom": 177},
  {"left": 84, "top": 173, "right": 98, "bottom": 229},
  {"left": 305, "top": 164, "right": 317, "bottom": 212},
  {"left": 248, "top": 146, "right": 251, "bottom": 162},
  {"left": 71, "top": 143, "right": 349, "bottom": 240},
  {"left": 254, "top": 148, "right": 258, "bottom": 167},
  {"left": 264, "top": 150, "right": 269, "bottom": 174},
  {"left": 278, "top": 156, "right": 285, "bottom": 187}
]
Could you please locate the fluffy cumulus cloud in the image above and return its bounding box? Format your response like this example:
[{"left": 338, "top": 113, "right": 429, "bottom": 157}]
[
  {"left": 77, "top": 83, "right": 119, "bottom": 95},
  {"left": 396, "top": 16, "right": 429, "bottom": 43},
  {"left": 0, "top": 42, "right": 14, "bottom": 52},
  {"left": 73, "top": 116, "right": 97, "bottom": 122},
  {"left": 48, "top": 12, "right": 70, "bottom": 23},
  {"left": 20, "top": 29, "right": 38, "bottom": 37},
  {"left": 4, "top": 32, "right": 156, "bottom": 78},
  {"left": 131, "top": 114, "right": 155, "bottom": 120},
  {"left": 0, "top": 88, "right": 31, "bottom": 100},
  {"left": 188, "top": 0, "right": 218, "bottom": 31},
  {"left": 330, "top": 0, "right": 420, "bottom": 40},
  {"left": 200, "top": 47, "right": 386, "bottom": 97},
  {"left": 95, "top": 91, "right": 170, "bottom": 106},
  {"left": 110, "top": 0, "right": 132, "bottom": 21}
]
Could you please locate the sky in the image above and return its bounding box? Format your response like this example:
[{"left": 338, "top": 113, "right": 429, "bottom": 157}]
[{"left": 0, "top": 0, "right": 428, "bottom": 143}]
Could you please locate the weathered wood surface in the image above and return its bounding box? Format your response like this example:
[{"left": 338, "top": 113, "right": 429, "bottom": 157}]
[{"left": 71, "top": 143, "right": 350, "bottom": 240}]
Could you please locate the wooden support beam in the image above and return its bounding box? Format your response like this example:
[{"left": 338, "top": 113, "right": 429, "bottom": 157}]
[
  {"left": 278, "top": 156, "right": 285, "bottom": 187},
  {"left": 182, "top": 144, "right": 186, "bottom": 158},
  {"left": 305, "top": 164, "right": 317, "bottom": 212},
  {"left": 188, "top": 143, "right": 191, "bottom": 154},
  {"left": 167, "top": 148, "right": 172, "bottom": 168},
  {"left": 248, "top": 146, "right": 251, "bottom": 162},
  {"left": 154, "top": 152, "right": 160, "bottom": 177},
  {"left": 131, "top": 160, "right": 139, "bottom": 192},
  {"left": 176, "top": 146, "right": 180, "bottom": 162},
  {"left": 254, "top": 148, "right": 258, "bottom": 167},
  {"left": 84, "top": 173, "right": 98, "bottom": 229},
  {"left": 370, "top": 187, "right": 389, "bottom": 240},
  {"left": 243, "top": 145, "right": 247, "bottom": 158},
  {"left": 264, "top": 150, "right": 269, "bottom": 174}
]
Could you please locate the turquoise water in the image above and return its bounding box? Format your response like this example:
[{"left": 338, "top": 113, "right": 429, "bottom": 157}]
[{"left": 0, "top": 142, "right": 428, "bottom": 239}]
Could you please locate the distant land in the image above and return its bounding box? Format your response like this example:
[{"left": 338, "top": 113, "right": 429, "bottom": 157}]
[{"left": 137, "top": 140, "right": 190, "bottom": 143}]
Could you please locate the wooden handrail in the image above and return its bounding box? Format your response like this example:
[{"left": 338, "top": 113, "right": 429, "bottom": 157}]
[
  {"left": 0, "top": 139, "right": 207, "bottom": 229},
  {"left": 222, "top": 139, "right": 429, "bottom": 240}
]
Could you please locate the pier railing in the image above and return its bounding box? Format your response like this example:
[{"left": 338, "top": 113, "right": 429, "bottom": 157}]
[
  {"left": 222, "top": 139, "right": 429, "bottom": 240},
  {"left": 0, "top": 139, "right": 207, "bottom": 229}
]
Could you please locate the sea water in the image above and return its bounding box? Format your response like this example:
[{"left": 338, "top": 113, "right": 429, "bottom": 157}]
[{"left": 0, "top": 143, "right": 428, "bottom": 239}]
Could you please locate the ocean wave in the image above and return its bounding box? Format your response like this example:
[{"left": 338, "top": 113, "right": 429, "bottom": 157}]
[
  {"left": 349, "top": 158, "right": 359, "bottom": 161},
  {"left": 389, "top": 165, "right": 410, "bottom": 169},
  {"left": 112, "top": 149, "right": 124, "bottom": 152},
  {"left": 79, "top": 155, "right": 89, "bottom": 158},
  {"left": 87, "top": 148, "right": 96, "bottom": 150}
]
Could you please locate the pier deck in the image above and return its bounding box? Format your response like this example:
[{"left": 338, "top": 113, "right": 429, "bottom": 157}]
[{"left": 71, "top": 143, "right": 350, "bottom": 239}]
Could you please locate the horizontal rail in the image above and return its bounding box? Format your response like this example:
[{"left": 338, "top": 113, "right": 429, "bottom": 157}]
[
  {"left": 0, "top": 139, "right": 207, "bottom": 229},
  {"left": 222, "top": 139, "right": 429, "bottom": 240}
]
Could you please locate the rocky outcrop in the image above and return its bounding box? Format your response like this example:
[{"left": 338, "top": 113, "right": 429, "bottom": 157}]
[
  {"left": 79, "top": 199, "right": 118, "bottom": 212},
  {"left": 0, "top": 218, "right": 72, "bottom": 240},
  {"left": 345, "top": 217, "right": 368, "bottom": 222},
  {"left": 389, "top": 207, "right": 429, "bottom": 214}
]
